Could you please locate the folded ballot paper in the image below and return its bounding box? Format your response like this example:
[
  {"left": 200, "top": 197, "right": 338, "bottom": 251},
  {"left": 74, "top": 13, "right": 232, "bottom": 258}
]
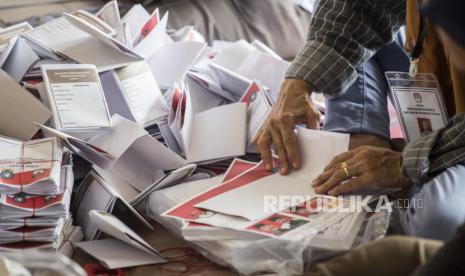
[
  {"left": 95, "top": 1, "right": 120, "bottom": 29},
  {"left": 164, "top": 130, "right": 356, "bottom": 241},
  {"left": 0, "top": 136, "right": 62, "bottom": 195},
  {"left": 147, "top": 41, "right": 207, "bottom": 89},
  {"left": 94, "top": 163, "right": 197, "bottom": 207},
  {"left": 77, "top": 210, "right": 166, "bottom": 269},
  {"left": 101, "top": 61, "right": 169, "bottom": 128},
  {"left": 168, "top": 76, "right": 248, "bottom": 163},
  {"left": 0, "top": 217, "right": 82, "bottom": 254},
  {"left": 240, "top": 82, "right": 273, "bottom": 151},
  {"left": 24, "top": 14, "right": 140, "bottom": 71},
  {"left": 0, "top": 160, "right": 73, "bottom": 219},
  {"left": 0, "top": 22, "right": 33, "bottom": 52},
  {"left": 41, "top": 64, "right": 112, "bottom": 137},
  {"left": 0, "top": 224, "right": 63, "bottom": 245},
  {"left": 0, "top": 217, "right": 63, "bottom": 231},
  {"left": 23, "top": 4, "right": 171, "bottom": 71},
  {"left": 73, "top": 171, "right": 152, "bottom": 240},
  {"left": 0, "top": 36, "right": 39, "bottom": 82},
  {"left": 38, "top": 114, "right": 186, "bottom": 189},
  {"left": 208, "top": 39, "right": 290, "bottom": 102},
  {"left": 166, "top": 161, "right": 366, "bottom": 250},
  {"left": 195, "top": 129, "right": 350, "bottom": 221}
]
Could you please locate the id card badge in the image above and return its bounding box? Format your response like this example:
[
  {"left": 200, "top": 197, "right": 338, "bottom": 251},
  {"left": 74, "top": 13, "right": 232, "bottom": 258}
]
[{"left": 385, "top": 72, "right": 448, "bottom": 143}]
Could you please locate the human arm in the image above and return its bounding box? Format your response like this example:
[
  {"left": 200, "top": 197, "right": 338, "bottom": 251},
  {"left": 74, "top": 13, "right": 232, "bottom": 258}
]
[
  {"left": 255, "top": 0, "right": 407, "bottom": 175},
  {"left": 312, "top": 114, "right": 465, "bottom": 195}
]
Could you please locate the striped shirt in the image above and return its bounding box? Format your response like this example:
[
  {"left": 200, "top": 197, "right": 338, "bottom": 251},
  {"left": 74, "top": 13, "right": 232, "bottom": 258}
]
[
  {"left": 287, "top": 0, "right": 465, "bottom": 185},
  {"left": 286, "top": 0, "right": 406, "bottom": 95}
]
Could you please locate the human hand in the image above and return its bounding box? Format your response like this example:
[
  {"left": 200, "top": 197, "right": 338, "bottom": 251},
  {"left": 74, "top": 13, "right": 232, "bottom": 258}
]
[
  {"left": 253, "top": 79, "right": 320, "bottom": 175},
  {"left": 312, "top": 146, "right": 411, "bottom": 195}
]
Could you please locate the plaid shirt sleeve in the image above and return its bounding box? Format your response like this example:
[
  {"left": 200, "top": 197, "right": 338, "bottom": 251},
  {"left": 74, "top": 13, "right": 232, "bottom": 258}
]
[
  {"left": 402, "top": 114, "right": 465, "bottom": 185},
  {"left": 286, "top": 0, "right": 406, "bottom": 96}
]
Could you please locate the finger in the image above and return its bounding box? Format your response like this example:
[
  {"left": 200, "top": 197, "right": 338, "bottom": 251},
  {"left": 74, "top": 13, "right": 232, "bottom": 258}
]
[
  {"left": 306, "top": 108, "right": 320, "bottom": 130},
  {"left": 279, "top": 115, "right": 301, "bottom": 169},
  {"left": 269, "top": 123, "right": 289, "bottom": 175},
  {"left": 323, "top": 151, "right": 355, "bottom": 171},
  {"left": 256, "top": 131, "right": 273, "bottom": 171},
  {"left": 328, "top": 177, "right": 366, "bottom": 196},
  {"left": 314, "top": 165, "right": 361, "bottom": 194},
  {"left": 311, "top": 168, "right": 337, "bottom": 187}
]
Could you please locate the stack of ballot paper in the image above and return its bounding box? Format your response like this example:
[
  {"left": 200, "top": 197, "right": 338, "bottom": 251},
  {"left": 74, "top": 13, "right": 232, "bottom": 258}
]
[
  {"left": 0, "top": 151, "right": 75, "bottom": 251},
  {"left": 163, "top": 129, "right": 367, "bottom": 250},
  {"left": 0, "top": 136, "right": 62, "bottom": 195}
]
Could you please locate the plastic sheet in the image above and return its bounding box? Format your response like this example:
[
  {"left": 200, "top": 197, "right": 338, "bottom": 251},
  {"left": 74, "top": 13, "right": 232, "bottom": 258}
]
[{"left": 145, "top": 181, "right": 391, "bottom": 275}]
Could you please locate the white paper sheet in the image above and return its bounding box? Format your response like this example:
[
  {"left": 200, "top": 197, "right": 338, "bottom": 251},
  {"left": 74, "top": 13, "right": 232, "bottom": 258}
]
[
  {"left": 95, "top": 0, "right": 121, "bottom": 28},
  {"left": 0, "top": 22, "right": 33, "bottom": 50},
  {"left": 0, "top": 69, "right": 50, "bottom": 140},
  {"left": 0, "top": 37, "right": 39, "bottom": 82},
  {"left": 187, "top": 103, "right": 247, "bottom": 163},
  {"left": 76, "top": 210, "right": 165, "bottom": 269},
  {"left": 133, "top": 12, "right": 170, "bottom": 59},
  {"left": 41, "top": 64, "right": 112, "bottom": 132},
  {"left": 25, "top": 17, "right": 141, "bottom": 71},
  {"left": 115, "top": 61, "right": 168, "bottom": 126},
  {"left": 211, "top": 40, "right": 258, "bottom": 71},
  {"left": 89, "top": 115, "right": 186, "bottom": 189},
  {"left": 120, "top": 4, "right": 150, "bottom": 40},
  {"left": 148, "top": 41, "right": 206, "bottom": 89},
  {"left": 195, "top": 129, "right": 349, "bottom": 220}
]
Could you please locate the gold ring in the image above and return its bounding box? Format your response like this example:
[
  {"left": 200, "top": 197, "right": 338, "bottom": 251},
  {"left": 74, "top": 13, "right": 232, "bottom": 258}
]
[
  {"left": 343, "top": 167, "right": 350, "bottom": 177},
  {"left": 341, "top": 162, "right": 350, "bottom": 177}
]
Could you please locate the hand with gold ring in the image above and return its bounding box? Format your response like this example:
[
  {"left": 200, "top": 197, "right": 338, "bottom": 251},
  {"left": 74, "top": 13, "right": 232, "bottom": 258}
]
[{"left": 311, "top": 146, "right": 412, "bottom": 196}]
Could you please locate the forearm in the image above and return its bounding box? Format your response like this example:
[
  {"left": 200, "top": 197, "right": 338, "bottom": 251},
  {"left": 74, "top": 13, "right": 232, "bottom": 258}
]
[{"left": 286, "top": 0, "right": 406, "bottom": 96}]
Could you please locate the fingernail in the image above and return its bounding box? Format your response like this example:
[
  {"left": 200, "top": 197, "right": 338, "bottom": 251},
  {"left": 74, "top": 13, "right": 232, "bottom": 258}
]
[
  {"left": 280, "top": 168, "right": 286, "bottom": 174},
  {"left": 314, "top": 187, "right": 321, "bottom": 193},
  {"left": 328, "top": 190, "right": 336, "bottom": 196},
  {"left": 311, "top": 181, "right": 318, "bottom": 187},
  {"left": 265, "top": 164, "right": 272, "bottom": 171},
  {"left": 292, "top": 162, "right": 299, "bottom": 169}
]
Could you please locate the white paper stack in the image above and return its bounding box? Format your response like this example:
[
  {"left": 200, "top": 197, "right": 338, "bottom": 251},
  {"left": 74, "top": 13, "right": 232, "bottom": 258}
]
[
  {"left": 163, "top": 130, "right": 368, "bottom": 250},
  {"left": 0, "top": 222, "right": 63, "bottom": 244},
  {"left": 0, "top": 137, "right": 62, "bottom": 195},
  {"left": 0, "top": 217, "right": 63, "bottom": 231},
  {"left": 0, "top": 154, "right": 74, "bottom": 251}
]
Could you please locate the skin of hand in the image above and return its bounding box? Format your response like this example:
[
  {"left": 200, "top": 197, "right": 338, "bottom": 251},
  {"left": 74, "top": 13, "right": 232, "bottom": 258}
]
[
  {"left": 253, "top": 79, "right": 321, "bottom": 175},
  {"left": 311, "top": 146, "right": 412, "bottom": 196}
]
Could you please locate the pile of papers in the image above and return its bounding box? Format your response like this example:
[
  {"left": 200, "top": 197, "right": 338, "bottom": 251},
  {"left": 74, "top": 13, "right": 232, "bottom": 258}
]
[
  {"left": 0, "top": 0, "right": 279, "bottom": 259},
  {"left": 163, "top": 129, "right": 368, "bottom": 251},
  {"left": 0, "top": 0, "right": 366, "bottom": 267},
  {"left": 0, "top": 148, "right": 75, "bottom": 252}
]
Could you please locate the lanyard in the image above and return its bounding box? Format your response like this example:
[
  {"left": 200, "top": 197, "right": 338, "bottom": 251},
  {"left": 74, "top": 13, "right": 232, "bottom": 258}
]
[{"left": 409, "top": 0, "right": 426, "bottom": 77}]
